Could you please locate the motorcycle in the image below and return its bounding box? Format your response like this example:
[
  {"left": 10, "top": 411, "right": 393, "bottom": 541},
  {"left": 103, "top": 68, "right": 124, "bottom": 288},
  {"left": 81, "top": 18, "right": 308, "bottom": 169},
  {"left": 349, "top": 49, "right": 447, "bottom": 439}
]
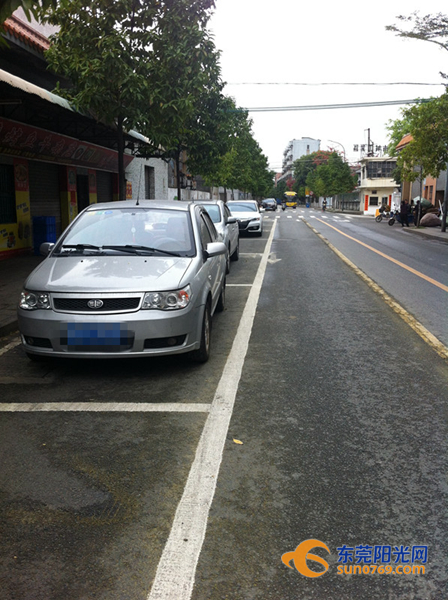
[{"left": 375, "top": 206, "right": 391, "bottom": 222}]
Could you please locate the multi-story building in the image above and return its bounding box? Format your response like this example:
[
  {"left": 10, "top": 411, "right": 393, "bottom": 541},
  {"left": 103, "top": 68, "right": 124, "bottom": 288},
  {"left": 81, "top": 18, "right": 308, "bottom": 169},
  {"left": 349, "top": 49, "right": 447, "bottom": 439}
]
[
  {"left": 278, "top": 137, "right": 320, "bottom": 182},
  {"left": 358, "top": 156, "right": 399, "bottom": 215}
]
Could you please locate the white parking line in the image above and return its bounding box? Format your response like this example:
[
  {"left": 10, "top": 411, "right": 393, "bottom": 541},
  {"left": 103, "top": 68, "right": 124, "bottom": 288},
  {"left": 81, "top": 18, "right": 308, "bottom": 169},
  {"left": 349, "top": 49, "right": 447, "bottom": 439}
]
[
  {"left": 227, "top": 283, "right": 253, "bottom": 287},
  {"left": 148, "top": 221, "right": 277, "bottom": 600},
  {"left": 0, "top": 403, "right": 211, "bottom": 412},
  {"left": 0, "top": 338, "right": 21, "bottom": 356}
]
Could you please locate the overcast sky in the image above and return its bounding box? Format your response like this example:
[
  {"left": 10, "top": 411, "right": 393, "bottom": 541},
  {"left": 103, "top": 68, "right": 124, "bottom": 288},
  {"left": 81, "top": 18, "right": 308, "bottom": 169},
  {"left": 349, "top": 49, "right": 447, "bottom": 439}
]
[{"left": 209, "top": 0, "right": 447, "bottom": 171}]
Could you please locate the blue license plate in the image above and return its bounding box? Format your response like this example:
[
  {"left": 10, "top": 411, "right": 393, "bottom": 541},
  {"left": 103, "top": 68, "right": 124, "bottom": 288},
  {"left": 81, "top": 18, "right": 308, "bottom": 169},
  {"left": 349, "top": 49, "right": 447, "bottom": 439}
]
[{"left": 62, "top": 323, "right": 129, "bottom": 347}]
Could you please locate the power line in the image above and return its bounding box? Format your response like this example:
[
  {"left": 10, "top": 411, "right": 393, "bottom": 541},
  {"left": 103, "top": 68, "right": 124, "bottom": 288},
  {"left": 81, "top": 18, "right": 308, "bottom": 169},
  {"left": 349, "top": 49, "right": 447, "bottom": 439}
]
[
  {"left": 244, "top": 98, "right": 430, "bottom": 112},
  {"left": 227, "top": 81, "right": 445, "bottom": 86}
]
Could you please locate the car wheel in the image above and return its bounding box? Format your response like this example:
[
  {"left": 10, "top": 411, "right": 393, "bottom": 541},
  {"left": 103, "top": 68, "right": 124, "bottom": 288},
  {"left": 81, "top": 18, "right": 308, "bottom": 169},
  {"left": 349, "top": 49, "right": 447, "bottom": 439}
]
[
  {"left": 216, "top": 278, "right": 226, "bottom": 313},
  {"left": 191, "top": 303, "right": 211, "bottom": 363},
  {"left": 230, "top": 238, "right": 239, "bottom": 261}
]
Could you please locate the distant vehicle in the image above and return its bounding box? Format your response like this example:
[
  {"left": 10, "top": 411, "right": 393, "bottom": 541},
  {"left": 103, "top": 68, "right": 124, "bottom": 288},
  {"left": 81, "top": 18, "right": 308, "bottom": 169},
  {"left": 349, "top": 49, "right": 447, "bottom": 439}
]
[
  {"left": 261, "top": 198, "right": 277, "bottom": 211},
  {"left": 191, "top": 200, "right": 239, "bottom": 272},
  {"left": 18, "top": 201, "right": 227, "bottom": 363},
  {"left": 227, "top": 200, "right": 263, "bottom": 236},
  {"left": 284, "top": 191, "right": 297, "bottom": 208}
]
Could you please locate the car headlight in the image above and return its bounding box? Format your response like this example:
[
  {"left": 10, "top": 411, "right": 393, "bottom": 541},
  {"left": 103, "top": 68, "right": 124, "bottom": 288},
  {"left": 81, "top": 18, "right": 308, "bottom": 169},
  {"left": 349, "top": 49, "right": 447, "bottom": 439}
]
[
  {"left": 19, "top": 291, "right": 51, "bottom": 310},
  {"left": 142, "top": 285, "right": 191, "bottom": 310}
]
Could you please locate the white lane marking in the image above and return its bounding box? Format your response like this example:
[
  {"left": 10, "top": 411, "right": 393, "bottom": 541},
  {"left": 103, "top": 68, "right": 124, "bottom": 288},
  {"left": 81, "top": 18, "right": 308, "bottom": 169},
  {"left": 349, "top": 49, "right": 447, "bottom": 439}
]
[
  {"left": 227, "top": 283, "right": 253, "bottom": 287},
  {"left": 148, "top": 221, "right": 277, "bottom": 600},
  {"left": 276, "top": 215, "right": 280, "bottom": 219},
  {"left": 287, "top": 215, "right": 292, "bottom": 219},
  {"left": 239, "top": 252, "right": 263, "bottom": 256},
  {"left": 0, "top": 403, "right": 211, "bottom": 412},
  {"left": 0, "top": 338, "right": 21, "bottom": 356}
]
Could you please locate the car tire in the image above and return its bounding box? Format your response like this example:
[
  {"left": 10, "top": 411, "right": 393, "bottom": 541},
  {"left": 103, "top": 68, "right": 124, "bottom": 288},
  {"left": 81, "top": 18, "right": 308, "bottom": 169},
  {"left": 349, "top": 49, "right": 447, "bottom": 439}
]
[
  {"left": 226, "top": 246, "right": 231, "bottom": 274},
  {"left": 230, "top": 239, "right": 239, "bottom": 262},
  {"left": 216, "top": 278, "right": 226, "bottom": 313},
  {"left": 190, "top": 303, "right": 211, "bottom": 363},
  {"left": 256, "top": 230, "right": 263, "bottom": 237}
]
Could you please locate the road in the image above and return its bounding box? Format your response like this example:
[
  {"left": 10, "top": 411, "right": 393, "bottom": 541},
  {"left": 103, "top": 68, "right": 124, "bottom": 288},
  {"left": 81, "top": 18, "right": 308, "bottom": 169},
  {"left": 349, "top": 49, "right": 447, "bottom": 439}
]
[{"left": 0, "top": 208, "right": 447, "bottom": 600}]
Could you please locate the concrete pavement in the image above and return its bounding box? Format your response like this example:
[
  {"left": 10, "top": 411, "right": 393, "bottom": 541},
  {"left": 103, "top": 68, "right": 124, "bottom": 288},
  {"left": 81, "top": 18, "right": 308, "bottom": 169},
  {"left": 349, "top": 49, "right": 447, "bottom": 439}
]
[{"left": 0, "top": 225, "right": 446, "bottom": 338}]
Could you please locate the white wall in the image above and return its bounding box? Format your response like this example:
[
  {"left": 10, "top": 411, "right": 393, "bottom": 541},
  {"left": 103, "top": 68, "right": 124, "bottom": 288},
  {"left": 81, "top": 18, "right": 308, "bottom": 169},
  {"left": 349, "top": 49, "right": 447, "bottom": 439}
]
[{"left": 126, "top": 157, "right": 168, "bottom": 200}]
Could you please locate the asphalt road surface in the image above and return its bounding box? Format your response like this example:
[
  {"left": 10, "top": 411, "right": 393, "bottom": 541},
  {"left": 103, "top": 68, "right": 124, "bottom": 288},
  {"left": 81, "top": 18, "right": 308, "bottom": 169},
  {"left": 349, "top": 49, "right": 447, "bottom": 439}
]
[{"left": 0, "top": 209, "right": 447, "bottom": 600}]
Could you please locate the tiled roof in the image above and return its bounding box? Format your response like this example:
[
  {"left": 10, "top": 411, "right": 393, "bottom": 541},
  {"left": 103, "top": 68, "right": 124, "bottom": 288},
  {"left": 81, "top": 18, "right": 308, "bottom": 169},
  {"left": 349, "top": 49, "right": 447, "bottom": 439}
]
[
  {"left": 396, "top": 134, "right": 413, "bottom": 150},
  {"left": 3, "top": 15, "right": 50, "bottom": 53}
]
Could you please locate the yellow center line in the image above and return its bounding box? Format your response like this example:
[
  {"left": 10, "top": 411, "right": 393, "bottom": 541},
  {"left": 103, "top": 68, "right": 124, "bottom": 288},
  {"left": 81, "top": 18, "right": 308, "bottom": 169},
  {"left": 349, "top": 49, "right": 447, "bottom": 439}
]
[{"left": 315, "top": 218, "right": 448, "bottom": 293}]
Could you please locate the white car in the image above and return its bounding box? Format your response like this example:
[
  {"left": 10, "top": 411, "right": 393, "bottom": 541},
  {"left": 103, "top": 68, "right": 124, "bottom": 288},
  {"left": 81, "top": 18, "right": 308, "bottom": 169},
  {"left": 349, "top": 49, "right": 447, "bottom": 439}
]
[
  {"left": 192, "top": 200, "right": 239, "bottom": 272},
  {"left": 227, "top": 200, "right": 263, "bottom": 236}
]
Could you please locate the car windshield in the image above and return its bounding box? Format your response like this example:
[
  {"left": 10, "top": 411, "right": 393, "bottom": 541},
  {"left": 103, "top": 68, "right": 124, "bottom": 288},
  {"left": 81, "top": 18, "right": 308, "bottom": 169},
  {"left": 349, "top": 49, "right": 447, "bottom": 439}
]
[
  {"left": 228, "top": 203, "right": 258, "bottom": 212},
  {"left": 54, "top": 208, "right": 196, "bottom": 257},
  {"left": 201, "top": 204, "right": 221, "bottom": 224}
]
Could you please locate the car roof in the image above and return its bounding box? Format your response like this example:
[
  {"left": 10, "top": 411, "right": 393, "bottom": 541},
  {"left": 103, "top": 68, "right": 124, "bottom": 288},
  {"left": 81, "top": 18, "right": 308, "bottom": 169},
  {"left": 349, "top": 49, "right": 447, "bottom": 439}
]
[{"left": 84, "top": 200, "right": 192, "bottom": 212}]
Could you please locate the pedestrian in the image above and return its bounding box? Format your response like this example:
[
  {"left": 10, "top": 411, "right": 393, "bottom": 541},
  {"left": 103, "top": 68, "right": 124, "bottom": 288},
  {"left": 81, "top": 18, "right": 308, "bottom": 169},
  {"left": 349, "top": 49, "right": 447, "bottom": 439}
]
[
  {"left": 414, "top": 199, "right": 421, "bottom": 227},
  {"left": 322, "top": 199, "right": 327, "bottom": 212},
  {"left": 400, "top": 200, "right": 410, "bottom": 227}
]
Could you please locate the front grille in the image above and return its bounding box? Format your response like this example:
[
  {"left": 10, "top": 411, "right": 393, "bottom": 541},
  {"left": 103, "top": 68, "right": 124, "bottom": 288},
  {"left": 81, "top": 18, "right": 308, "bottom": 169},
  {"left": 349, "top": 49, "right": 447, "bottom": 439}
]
[
  {"left": 237, "top": 219, "right": 251, "bottom": 230},
  {"left": 54, "top": 298, "right": 140, "bottom": 312}
]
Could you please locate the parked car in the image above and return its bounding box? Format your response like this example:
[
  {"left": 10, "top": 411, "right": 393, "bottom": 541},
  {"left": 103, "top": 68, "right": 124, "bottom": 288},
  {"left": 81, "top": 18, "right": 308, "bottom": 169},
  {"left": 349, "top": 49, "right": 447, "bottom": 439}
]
[
  {"left": 191, "top": 200, "right": 239, "bottom": 273},
  {"left": 18, "top": 201, "right": 227, "bottom": 363},
  {"left": 262, "top": 198, "right": 277, "bottom": 211},
  {"left": 227, "top": 200, "right": 263, "bottom": 236}
]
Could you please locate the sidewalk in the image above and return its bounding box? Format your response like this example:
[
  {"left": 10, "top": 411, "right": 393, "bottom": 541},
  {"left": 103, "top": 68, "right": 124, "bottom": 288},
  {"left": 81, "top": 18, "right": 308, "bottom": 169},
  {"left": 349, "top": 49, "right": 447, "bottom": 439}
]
[{"left": 0, "top": 225, "right": 447, "bottom": 339}]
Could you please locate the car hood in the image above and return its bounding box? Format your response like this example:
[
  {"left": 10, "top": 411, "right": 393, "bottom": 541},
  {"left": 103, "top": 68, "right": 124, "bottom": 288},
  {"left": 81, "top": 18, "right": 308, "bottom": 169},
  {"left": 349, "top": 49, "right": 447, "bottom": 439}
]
[
  {"left": 24, "top": 255, "right": 192, "bottom": 293},
  {"left": 230, "top": 211, "right": 261, "bottom": 219}
]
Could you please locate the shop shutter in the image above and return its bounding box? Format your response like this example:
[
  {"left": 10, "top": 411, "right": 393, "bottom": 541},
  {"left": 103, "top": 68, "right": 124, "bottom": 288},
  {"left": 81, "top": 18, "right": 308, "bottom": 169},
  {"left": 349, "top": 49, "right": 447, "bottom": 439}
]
[
  {"left": 96, "top": 171, "right": 113, "bottom": 203},
  {"left": 29, "top": 161, "right": 62, "bottom": 235}
]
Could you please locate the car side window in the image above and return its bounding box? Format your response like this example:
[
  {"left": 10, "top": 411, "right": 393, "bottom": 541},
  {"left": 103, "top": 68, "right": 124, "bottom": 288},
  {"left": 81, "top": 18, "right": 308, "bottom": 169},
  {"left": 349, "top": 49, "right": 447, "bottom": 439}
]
[
  {"left": 202, "top": 211, "right": 218, "bottom": 241},
  {"left": 199, "top": 214, "right": 213, "bottom": 250},
  {"left": 224, "top": 205, "right": 231, "bottom": 222}
]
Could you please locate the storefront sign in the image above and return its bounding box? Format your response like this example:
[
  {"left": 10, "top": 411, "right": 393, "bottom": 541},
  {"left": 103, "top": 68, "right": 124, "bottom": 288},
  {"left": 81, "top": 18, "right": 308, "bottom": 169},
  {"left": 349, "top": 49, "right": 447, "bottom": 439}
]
[{"left": 0, "top": 117, "right": 134, "bottom": 173}]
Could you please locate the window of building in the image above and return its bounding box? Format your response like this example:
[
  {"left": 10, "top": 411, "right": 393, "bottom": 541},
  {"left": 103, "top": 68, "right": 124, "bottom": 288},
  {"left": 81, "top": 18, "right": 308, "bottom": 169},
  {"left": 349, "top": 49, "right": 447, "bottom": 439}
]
[
  {"left": 381, "top": 196, "right": 389, "bottom": 206},
  {"left": 369, "top": 196, "right": 379, "bottom": 206},
  {"left": 0, "top": 164, "right": 16, "bottom": 224},
  {"left": 366, "top": 161, "right": 396, "bottom": 179},
  {"left": 429, "top": 186, "right": 433, "bottom": 201}
]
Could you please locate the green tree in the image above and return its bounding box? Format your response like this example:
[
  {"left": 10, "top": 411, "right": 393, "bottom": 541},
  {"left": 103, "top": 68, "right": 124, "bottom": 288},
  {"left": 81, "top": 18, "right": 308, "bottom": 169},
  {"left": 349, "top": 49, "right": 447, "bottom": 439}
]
[
  {"left": 305, "top": 152, "right": 356, "bottom": 199},
  {"left": 387, "top": 11, "right": 448, "bottom": 229},
  {"left": 39, "top": 0, "right": 218, "bottom": 200},
  {"left": 386, "top": 12, "right": 448, "bottom": 79},
  {"left": 204, "top": 108, "right": 273, "bottom": 199},
  {"left": 387, "top": 92, "right": 448, "bottom": 230},
  {"left": 0, "top": 0, "right": 57, "bottom": 24}
]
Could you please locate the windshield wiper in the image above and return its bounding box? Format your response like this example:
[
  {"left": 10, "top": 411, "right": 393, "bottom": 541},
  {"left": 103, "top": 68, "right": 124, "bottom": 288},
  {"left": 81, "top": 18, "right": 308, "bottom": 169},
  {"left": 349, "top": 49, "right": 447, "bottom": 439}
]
[
  {"left": 59, "top": 244, "right": 103, "bottom": 254},
  {"left": 102, "top": 244, "right": 181, "bottom": 257}
]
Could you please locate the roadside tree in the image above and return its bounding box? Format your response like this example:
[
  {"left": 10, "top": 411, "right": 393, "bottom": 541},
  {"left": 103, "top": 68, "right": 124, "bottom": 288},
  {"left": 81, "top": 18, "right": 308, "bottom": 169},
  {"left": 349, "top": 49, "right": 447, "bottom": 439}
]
[{"left": 38, "top": 0, "right": 218, "bottom": 201}]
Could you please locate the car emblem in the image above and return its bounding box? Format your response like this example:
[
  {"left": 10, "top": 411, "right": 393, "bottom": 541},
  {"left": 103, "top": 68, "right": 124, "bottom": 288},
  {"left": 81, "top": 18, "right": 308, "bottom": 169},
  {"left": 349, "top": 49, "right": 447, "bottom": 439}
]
[{"left": 87, "top": 299, "right": 103, "bottom": 309}]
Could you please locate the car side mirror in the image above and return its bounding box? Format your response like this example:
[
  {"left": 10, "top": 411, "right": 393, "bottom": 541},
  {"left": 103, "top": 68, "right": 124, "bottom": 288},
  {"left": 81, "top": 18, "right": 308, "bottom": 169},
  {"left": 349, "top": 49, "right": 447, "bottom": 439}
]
[
  {"left": 40, "top": 242, "right": 54, "bottom": 256},
  {"left": 259, "top": 207, "right": 265, "bottom": 212},
  {"left": 204, "top": 241, "right": 226, "bottom": 259},
  {"left": 227, "top": 216, "right": 237, "bottom": 224}
]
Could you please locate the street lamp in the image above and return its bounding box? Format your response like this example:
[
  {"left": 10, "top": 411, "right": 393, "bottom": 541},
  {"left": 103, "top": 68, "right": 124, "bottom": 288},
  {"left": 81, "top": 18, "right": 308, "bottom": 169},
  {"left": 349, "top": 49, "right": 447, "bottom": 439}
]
[{"left": 328, "top": 140, "right": 346, "bottom": 161}]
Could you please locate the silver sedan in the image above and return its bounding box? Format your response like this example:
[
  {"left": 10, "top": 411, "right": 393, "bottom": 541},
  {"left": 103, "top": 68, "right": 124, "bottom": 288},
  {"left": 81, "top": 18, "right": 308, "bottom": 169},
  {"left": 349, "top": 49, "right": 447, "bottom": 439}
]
[{"left": 18, "top": 201, "right": 227, "bottom": 362}]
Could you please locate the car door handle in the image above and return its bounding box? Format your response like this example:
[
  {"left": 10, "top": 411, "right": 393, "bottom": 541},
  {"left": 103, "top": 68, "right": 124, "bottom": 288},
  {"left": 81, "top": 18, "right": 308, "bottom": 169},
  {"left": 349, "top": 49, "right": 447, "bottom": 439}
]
[{"left": 208, "top": 275, "right": 212, "bottom": 280}]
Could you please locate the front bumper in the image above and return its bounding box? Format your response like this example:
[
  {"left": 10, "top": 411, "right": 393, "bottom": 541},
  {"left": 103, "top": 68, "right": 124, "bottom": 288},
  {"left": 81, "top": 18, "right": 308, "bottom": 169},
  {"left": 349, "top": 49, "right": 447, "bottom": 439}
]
[{"left": 18, "top": 301, "right": 203, "bottom": 359}]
